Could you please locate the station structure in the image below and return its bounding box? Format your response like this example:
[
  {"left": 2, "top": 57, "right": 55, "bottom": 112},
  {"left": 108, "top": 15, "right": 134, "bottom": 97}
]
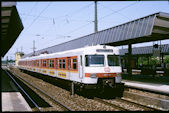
[
  {"left": 15, "top": 52, "right": 24, "bottom": 66},
  {"left": 1, "top": 2, "right": 24, "bottom": 57},
  {"left": 1, "top": 2, "right": 31, "bottom": 112},
  {"left": 23, "top": 12, "right": 169, "bottom": 75}
]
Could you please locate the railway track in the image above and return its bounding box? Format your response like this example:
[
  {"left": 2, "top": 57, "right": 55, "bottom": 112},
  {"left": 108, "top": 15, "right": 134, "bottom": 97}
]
[
  {"left": 94, "top": 97, "right": 127, "bottom": 111},
  {"left": 5, "top": 68, "right": 72, "bottom": 111},
  {"left": 7, "top": 66, "right": 166, "bottom": 111},
  {"left": 116, "top": 98, "right": 159, "bottom": 111},
  {"left": 94, "top": 97, "right": 160, "bottom": 111}
]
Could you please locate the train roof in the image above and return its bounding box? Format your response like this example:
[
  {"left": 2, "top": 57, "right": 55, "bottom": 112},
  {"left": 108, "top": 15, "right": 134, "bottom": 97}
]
[{"left": 19, "top": 45, "right": 118, "bottom": 61}]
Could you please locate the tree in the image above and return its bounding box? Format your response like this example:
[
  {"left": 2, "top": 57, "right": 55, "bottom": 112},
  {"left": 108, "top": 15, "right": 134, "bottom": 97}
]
[
  {"left": 164, "top": 55, "right": 169, "bottom": 64},
  {"left": 149, "top": 56, "right": 159, "bottom": 65}
]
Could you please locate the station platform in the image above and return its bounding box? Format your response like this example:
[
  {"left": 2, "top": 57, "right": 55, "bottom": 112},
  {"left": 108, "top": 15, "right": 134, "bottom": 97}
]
[
  {"left": 122, "top": 73, "right": 169, "bottom": 95},
  {"left": 1, "top": 67, "right": 32, "bottom": 111}
]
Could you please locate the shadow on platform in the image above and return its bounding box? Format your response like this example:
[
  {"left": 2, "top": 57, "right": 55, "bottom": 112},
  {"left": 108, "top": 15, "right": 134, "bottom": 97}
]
[{"left": 1, "top": 69, "right": 19, "bottom": 92}]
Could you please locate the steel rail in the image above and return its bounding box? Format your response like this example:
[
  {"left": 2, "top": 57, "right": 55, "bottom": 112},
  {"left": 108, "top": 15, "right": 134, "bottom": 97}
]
[
  {"left": 3, "top": 69, "right": 41, "bottom": 111},
  {"left": 94, "top": 97, "right": 128, "bottom": 111},
  {"left": 10, "top": 69, "right": 73, "bottom": 111},
  {"left": 116, "top": 98, "right": 160, "bottom": 111}
]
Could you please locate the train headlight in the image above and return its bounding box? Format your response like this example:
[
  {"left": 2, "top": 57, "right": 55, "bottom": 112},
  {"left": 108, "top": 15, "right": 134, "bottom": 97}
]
[{"left": 90, "top": 73, "right": 97, "bottom": 78}]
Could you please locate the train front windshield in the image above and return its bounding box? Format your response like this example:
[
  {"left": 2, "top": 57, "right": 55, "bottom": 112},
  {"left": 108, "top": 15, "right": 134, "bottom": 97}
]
[
  {"left": 85, "top": 55, "right": 120, "bottom": 67},
  {"left": 107, "top": 55, "right": 120, "bottom": 66},
  {"left": 85, "top": 55, "right": 104, "bottom": 67}
]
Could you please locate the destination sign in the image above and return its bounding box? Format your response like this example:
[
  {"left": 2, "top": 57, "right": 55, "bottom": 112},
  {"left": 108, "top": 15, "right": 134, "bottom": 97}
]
[{"left": 96, "top": 49, "right": 113, "bottom": 52}]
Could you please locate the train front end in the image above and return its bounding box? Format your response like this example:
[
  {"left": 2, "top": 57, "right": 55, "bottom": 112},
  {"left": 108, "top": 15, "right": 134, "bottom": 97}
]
[{"left": 82, "top": 45, "right": 124, "bottom": 95}]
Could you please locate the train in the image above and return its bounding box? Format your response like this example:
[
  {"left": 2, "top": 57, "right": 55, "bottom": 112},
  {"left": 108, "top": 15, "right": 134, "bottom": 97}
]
[{"left": 18, "top": 45, "right": 124, "bottom": 96}]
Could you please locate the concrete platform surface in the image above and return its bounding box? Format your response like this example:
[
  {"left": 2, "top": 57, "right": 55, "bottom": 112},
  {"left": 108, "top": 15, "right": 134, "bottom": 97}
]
[
  {"left": 2, "top": 92, "right": 32, "bottom": 111},
  {"left": 122, "top": 80, "right": 169, "bottom": 95}
]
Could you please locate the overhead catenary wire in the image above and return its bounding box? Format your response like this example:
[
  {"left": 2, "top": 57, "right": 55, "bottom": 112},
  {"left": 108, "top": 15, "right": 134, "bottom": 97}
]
[
  {"left": 23, "top": 2, "right": 52, "bottom": 33},
  {"left": 60, "top": 2, "right": 94, "bottom": 35},
  {"left": 35, "top": 2, "right": 94, "bottom": 49},
  {"left": 64, "top": 2, "right": 138, "bottom": 37},
  {"left": 41, "top": 21, "right": 93, "bottom": 48},
  {"left": 22, "top": 2, "right": 138, "bottom": 55},
  {"left": 20, "top": 13, "right": 93, "bottom": 23},
  {"left": 18, "top": 2, "right": 52, "bottom": 54},
  {"left": 20, "top": 1, "right": 127, "bottom": 52},
  {"left": 20, "top": 3, "right": 94, "bottom": 23},
  {"left": 99, "top": 1, "right": 138, "bottom": 20},
  {"left": 41, "top": 2, "right": 138, "bottom": 49},
  {"left": 65, "top": 21, "right": 93, "bottom": 35},
  {"left": 65, "top": 2, "right": 94, "bottom": 18},
  {"left": 21, "top": 2, "right": 94, "bottom": 39},
  {"left": 32, "top": 22, "right": 93, "bottom": 50},
  {"left": 31, "top": 2, "right": 97, "bottom": 50},
  {"left": 61, "top": 2, "right": 94, "bottom": 25},
  {"left": 19, "top": 2, "right": 91, "bottom": 51},
  {"left": 28, "top": 2, "right": 94, "bottom": 38},
  {"left": 98, "top": 3, "right": 131, "bottom": 21},
  {"left": 23, "top": 2, "right": 38, "bottom": 21}
]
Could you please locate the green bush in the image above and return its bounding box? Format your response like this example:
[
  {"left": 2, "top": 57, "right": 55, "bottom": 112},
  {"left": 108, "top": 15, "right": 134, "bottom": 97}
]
[
  {"left": 164, "top": 55, "right": 169, "bottom": 64},
  {"left": 149, "top": 56, "right": 159, "bottom": 65}
]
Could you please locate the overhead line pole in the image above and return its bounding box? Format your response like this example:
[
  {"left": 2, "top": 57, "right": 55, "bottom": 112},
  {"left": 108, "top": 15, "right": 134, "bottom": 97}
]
[
  {"left": 94, "top": 1, "right": 98, "bottom": 33},
  {"left": 33, "top": 40, "right": 36, "bottom": 56}
]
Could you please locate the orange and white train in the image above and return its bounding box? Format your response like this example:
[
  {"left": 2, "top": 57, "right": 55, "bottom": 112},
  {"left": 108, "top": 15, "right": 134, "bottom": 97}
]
[{"left": 18, "top": 45, "right": 124, "bottom": 92}]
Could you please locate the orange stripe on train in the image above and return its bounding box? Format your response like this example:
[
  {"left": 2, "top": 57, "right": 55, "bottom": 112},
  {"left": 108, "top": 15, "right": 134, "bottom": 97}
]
[{"left": 85, "top": 73, "right": 116, "bottom": 78}]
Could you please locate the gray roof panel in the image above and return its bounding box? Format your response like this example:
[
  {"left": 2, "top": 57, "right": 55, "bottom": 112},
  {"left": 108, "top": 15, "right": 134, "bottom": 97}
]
[
  {"left": 23, "top": 12, "right": 169, "bottom": 58},
  {"left": 119, "top": 44, "right": 169, "bottom": 56}
]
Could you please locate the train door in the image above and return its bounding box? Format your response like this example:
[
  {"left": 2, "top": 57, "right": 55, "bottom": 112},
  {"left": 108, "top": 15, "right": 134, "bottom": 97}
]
[
  {"left": 79, "top": 55, "right": 83, "bottom": 79},
  {"left": 67, "top": 57, "right": 71, "bottom": 78}
]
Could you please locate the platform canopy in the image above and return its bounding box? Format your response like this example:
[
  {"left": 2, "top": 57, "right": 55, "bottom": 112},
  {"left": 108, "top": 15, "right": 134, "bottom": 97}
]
[
  {"left": 119, "top": 44, "right": 169, "bottom": 56},
  {"left": 23, "top": 12, "right": 169, "bottom": 58},
  {"left": 1, "top": 2, "right": 24, "bottom": 57}
]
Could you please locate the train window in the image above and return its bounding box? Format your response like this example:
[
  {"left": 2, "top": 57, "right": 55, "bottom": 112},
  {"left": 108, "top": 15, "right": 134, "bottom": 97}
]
[
  {"left": 55, "top": 59, "right": 58, "bottom": 69},
  {"left": 107, "top": 55, "right": 120, "bottom": 66},
  {"left": 59, "top": 59, "right": 62, "bottom": 69},
  {"left": 85, "top": 55, "right": 104, "bottom": 67},
  {"left": 33, "top": 61, "right": 36, "bottom": 67},
  {"left": 68, "top": 58, "right": 71, "bottom": 69},
  {"left": 73, "top": 58, "right": 77, "bottom": 70},
  {"left": 63, "top": 59, "right": 65, "bottom": 69},
  {"left": 46, "top": 60, "right": 49, "bottom": 67},
  {"left": 43, "top": 60, "right": 47, "bottom": 67},
  {"left": 37, "top": 61, "right": 39, "bottom": 67},
  {"left": 50, "top": 60, "right": 54, "bottom": 68},
  {"left": 33, "top": 61, "right": 35, "bottom": 66}
]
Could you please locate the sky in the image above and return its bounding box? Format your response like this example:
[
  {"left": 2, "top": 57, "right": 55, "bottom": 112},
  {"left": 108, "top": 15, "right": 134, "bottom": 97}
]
[{"left": 2, "top": 1, "right": 169, "bottom": 61}]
